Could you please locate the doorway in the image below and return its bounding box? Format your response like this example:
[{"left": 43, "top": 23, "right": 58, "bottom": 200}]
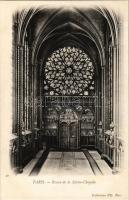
[{"left": 59, "top": 109, "right": 78, "bottom": 150}]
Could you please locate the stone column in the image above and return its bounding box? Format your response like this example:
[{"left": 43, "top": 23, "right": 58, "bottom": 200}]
[
  {"left": 26, "top": 40, "right": 29, "bottom": 130},
  {"left": 24, "top": 37, "right": 28, "bottom": 130},
  {"left": 39, "top": 59, "right": 43, "bottom": 129},
  {"left": 101, "top": 65, "right": 106, "bottom": 158},
  {"left": 12, "top": 21, "right": 18, "bottom": 133},
  {"left": 112, "top": 45, "right": 119, "bottom": 174},
  {"left": 16, "top": 44, "right": 24, "bottom": 173},
  {"left": 33, "top": 62, "right": 38, "bottom": 127},
  {"left": 95, "top": 77, "right": 99, "bottom": 148}
]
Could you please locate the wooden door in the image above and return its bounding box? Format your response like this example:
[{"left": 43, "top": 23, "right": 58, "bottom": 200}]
[
  {"left": 69, "top": 122, "right": 77, "bottom": 149},
  {"left": 60, "top": 122, "right": 69, "bottom": 149},
  {"left": 60, "top": 122, "right": 78, "bottom": 149}
]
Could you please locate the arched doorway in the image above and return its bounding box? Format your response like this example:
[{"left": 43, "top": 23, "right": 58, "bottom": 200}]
[{"left": 59, "top": 109, "right": 78, "bottom": 150}]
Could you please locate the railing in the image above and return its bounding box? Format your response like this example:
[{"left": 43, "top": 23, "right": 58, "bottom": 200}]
[
  {"left": 116, "top": 137, "right": 124, "bottom": 170},
  {"left": 96, "top": 134, "right": 104, "bottom": 153},
  {"left": 96, "top": 126, "right": 124, "bottom": 171},
  {"left": 10, "top": 130, "right": 43, "bottom": 170},
  {"left": 25, "top": 95, "right": 98, "bottom": 108},
  {"left": 42, "top": 96, "right": 98, "bottom": 108},
  {"left": 104, "top": 135, "right": 114, "bottom": 165}
]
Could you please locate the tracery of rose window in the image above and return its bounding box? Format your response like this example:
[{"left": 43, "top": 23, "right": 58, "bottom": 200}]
[{"left": 44, "top": 46, "right": 95, "bottom": 95}]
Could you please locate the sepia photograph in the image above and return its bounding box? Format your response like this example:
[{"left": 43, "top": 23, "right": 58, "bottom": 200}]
[
  {"left": 0, "top": 0, "right": 128, "bottom": 200},
  {"left": 11, "top": 5, "right": 123, "bottom": 176}
]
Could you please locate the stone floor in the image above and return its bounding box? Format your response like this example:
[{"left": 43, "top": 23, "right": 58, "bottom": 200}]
[
  {"left": 22, "top": 150, "right": 112, "bottom": 176},
  {"left": 39, "top": 151, "right": 94, "bottom": 175}
]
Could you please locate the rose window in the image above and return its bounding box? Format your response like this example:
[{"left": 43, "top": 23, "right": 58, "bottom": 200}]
[{"left": 44, "top": 46, "right": 95, "bottom": 95}]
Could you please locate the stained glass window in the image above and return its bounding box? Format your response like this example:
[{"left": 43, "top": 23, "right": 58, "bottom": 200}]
[{"left": 44, "top": 46, "right": 95, "bottom": 95}]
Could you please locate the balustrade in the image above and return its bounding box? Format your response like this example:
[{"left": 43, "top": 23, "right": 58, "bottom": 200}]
[{"left": 25, "top": 95, "right": 98, "bottom": 108}]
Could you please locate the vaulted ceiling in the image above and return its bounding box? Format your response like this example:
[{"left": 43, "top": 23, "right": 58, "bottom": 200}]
[{"left": 25, "top": 7, "right": 108, "bottom": 70}]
